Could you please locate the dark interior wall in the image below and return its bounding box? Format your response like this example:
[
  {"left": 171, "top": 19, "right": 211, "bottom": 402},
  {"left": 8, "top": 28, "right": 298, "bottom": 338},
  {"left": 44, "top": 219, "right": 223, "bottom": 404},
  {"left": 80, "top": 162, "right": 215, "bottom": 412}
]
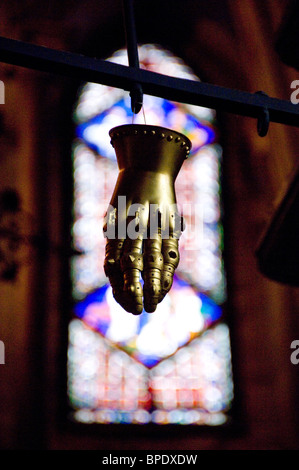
[{"left": 0, "top": 0, "right": 299, "bottom": 450}]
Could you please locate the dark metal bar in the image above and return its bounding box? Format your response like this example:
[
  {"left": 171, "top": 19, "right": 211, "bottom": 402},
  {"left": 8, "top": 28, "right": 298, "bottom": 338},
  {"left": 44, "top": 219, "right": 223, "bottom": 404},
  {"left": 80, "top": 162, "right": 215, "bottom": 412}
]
[
  {"left": 0, "top": 36, "right": 299, "bottom": 127},
  {"left": 122, "top": 0, "right": 140, "bottom": 70},
  {"left": 122, "top": 0, "right": 143, "bottom": 113}
]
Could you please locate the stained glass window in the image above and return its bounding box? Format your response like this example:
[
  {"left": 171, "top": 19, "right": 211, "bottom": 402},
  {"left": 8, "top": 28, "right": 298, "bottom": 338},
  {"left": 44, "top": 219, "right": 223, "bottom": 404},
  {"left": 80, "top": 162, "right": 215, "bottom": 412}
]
[{"left": 67, "top": 45, "right": 234, "bottom": 426}]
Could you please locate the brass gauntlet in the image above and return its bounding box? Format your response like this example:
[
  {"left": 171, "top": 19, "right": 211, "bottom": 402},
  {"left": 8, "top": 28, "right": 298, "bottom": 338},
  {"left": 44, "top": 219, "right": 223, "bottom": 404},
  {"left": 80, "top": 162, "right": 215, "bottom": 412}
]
[{"left": 103, "top": 124, "right": 191, "bottom": 315}]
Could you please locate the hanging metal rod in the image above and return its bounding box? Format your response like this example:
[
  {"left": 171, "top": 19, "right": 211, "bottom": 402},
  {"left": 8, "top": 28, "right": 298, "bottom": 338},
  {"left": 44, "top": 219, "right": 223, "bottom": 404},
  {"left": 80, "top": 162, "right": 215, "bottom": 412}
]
[
  {"left": 122, "top": 0, "right": 143, "bottom": 113},
  {"left": 0, "top": 36, "right": 299, "bottom": 128}
]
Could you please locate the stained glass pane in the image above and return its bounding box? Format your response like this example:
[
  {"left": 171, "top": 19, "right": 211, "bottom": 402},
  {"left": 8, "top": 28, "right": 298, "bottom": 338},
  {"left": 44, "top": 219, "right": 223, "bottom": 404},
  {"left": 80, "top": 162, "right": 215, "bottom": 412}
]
[
  {"left": 68, "top": 45, "right": 234, "bottom": 426},
  {"left": 68, "top": 319, "right": 233, "bottom": 425}
]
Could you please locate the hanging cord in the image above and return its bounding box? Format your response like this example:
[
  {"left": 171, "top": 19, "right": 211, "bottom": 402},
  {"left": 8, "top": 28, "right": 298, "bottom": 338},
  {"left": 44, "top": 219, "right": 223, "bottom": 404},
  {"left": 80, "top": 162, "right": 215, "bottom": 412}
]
[
  {"left": 122, "top": 0, "right": 143, "bottom": 115},
  {"left": 131, "top": 102, "right": 147, "bottom": 124},
  {"left": 142, "top": 104, "right": 146, "bottom": 124}
]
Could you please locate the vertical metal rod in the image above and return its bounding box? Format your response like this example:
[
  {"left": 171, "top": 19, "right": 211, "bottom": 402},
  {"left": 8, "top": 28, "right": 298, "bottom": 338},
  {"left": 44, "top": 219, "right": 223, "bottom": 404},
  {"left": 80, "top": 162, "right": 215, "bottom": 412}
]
[
  {"left": 122, "top": 0, "right": 143, "bottom": 113},
  {"left": 122, "top": 0, "right": 139, "bottom": 69}
]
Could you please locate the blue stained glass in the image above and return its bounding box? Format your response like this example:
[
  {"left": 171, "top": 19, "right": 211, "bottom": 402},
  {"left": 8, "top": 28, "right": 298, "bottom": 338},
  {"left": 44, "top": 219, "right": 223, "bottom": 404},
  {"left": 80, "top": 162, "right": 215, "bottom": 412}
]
[
  {"left": 76, "top": 98, "right": 216, "bottom": 159},
  {"left": 73, "top": 274, "right": 222, "bottom": 368},
  {"left": 200, "top": 295, "right": 222, "bottom": 324},
  {"left": 74, "top": 284, "right": 110, "bottom": 335},
  {"left": 161, "top": 100, "right": 175, "bottom": 114}
]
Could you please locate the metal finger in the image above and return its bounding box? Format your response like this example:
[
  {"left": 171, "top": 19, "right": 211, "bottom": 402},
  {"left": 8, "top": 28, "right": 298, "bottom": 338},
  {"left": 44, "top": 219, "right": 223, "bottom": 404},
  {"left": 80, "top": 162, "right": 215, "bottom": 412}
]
[
  {"left": 142, "top": 210, "right": 163, "bottom": 313},
  {"left": 104, "top": 237, "right": 125, "bottom": 304},
  {"left": 166, "top": 209, "right": 185, "bottom": 239},
  {"left": 120, "top": 235, "right": 144, "bottom": 315},
  {"left": 159, "top": 236, "right": 180, "bottom": 303}
]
